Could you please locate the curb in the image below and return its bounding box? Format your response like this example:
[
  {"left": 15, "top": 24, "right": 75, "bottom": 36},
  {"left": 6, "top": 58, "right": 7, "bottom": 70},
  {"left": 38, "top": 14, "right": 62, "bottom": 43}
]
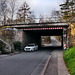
[
  {"left": 0, "top": 52, "right": 22, "bottom": 59},
  {"left": 9, "top": 52, "right": 21, "bottom": 56},
  {"left": 41, "top": 54, "right": 52, "bottom": 75}
]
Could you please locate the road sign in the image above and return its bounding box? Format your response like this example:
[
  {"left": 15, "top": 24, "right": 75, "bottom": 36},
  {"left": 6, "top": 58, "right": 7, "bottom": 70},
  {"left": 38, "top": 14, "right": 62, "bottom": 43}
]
[{"left": 39, "top": 20, "right": 43, "bottom": 23}]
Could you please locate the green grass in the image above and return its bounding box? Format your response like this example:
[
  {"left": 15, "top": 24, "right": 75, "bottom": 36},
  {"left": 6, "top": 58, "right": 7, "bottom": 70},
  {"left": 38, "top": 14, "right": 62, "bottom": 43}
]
[
  {"left": 63, "top": 47, "right": 75, "bottom": 75},
  {"left": 0, "top": 26, "right": 3, "bottom": 28}
]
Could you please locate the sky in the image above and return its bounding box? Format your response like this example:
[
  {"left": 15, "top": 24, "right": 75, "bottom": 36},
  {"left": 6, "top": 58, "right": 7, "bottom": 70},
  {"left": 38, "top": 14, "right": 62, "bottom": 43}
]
[{"left": 18, "top": 0, "right": 63, "bottom": 17}]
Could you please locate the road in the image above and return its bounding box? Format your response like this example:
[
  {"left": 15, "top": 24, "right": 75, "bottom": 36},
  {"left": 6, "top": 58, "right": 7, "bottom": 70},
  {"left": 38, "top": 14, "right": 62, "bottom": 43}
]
[
  {"left": 0, "top": 50, "right": 51, "bottom": 75},
  {"left": 0, "top": 37, "right": 61, "bottom": 75},
  {"left": 44, "top": 36, "right": 61, "bottom": 47}
]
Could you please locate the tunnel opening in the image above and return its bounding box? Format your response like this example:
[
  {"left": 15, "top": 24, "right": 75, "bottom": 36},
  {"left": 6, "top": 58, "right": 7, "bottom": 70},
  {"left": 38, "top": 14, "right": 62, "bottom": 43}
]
[
  {"left": 23, "top": 29, "right": 63, "bottom": 50},
  {"left": 41, "top": 36, "right": 62, "bottom": 47}
]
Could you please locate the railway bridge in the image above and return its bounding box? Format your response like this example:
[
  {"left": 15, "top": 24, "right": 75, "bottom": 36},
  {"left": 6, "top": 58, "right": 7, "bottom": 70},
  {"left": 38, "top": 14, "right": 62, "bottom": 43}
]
[{"left": 5, "top": 22, "right": 69, "bottom": 50}]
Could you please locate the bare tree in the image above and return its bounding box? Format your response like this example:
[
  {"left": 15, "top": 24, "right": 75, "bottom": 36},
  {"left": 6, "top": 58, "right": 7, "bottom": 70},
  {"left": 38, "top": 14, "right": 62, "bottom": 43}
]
[
  {"left": 51, "top": 10, "right": 62, "bottom": 22},
  {"left": 0, "top": 0, "right": 9, "bottom": 25},
  {"left": 44, "top": 15, "right": 53, "bottom": 22},
  {"left": 28, "top": 11, "right": 36, "bottom": 23},
  {"left": 9, "top": 0, "right": 18, "bottom": 23},
  {"left": 17, "top": 2, "right": 31, "bottom": 24}
]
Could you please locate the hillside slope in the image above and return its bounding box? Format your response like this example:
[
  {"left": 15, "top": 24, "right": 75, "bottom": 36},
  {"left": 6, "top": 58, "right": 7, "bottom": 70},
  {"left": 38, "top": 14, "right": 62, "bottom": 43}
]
[{"left": 63, "top": 47, "right": 75, "bottom": 75}]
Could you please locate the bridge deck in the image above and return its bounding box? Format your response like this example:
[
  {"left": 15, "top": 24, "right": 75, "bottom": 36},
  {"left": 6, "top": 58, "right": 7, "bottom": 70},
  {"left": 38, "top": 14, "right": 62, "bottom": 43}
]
[{"left": 4, "top": 22, "right": 69, "bottom": 29}]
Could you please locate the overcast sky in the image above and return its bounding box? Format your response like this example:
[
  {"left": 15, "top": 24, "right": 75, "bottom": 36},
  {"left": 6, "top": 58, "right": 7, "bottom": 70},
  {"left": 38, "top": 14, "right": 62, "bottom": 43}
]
[{"left": 18, "top": 0, "right": 63, "bottom": 17}]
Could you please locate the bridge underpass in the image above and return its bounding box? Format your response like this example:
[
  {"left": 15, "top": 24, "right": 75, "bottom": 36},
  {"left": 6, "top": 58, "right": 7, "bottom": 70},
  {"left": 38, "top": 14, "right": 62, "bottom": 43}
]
[
  {"left": 22, "top": 29, "right": 63, "bottom": 49},
  {"left": 7, "top": 22, "right": 69, "bottom": 50}
]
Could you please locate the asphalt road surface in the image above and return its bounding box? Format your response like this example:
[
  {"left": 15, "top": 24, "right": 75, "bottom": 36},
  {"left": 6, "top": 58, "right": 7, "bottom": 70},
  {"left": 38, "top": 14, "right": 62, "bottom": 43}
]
[
  {"left": 0, "top": 37, "right": 61, "bottom": 75},
  {"left": 44, "top": 36, "right": 61, "bottom": 47},
  {"left": 0, "top": 50, "right": 51, "bottom": 75}
]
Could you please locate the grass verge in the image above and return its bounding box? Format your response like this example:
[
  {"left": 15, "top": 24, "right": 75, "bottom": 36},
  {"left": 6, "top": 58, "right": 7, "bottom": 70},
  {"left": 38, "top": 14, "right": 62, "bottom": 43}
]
[{"left": 63, "top": 47, "right": 75, "bottom": 75}]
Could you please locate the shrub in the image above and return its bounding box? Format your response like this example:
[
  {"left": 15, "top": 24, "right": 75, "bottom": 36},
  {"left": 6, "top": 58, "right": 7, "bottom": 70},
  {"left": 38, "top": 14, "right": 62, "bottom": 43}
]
[{"left": 14, "top": 41, "right": 21, "bottom": 51}]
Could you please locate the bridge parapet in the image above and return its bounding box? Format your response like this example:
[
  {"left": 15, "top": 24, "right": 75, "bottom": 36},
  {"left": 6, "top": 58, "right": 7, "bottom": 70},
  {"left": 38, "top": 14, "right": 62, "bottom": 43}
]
[{"left": 4, "top": 22, "right": 69, "bottom": 29}]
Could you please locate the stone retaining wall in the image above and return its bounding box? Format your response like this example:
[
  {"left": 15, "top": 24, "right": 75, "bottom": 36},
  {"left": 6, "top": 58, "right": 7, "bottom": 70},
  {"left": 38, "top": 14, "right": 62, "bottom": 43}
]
[{"left": 0, "top": 29, "right": 23, "bottom": 50}]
